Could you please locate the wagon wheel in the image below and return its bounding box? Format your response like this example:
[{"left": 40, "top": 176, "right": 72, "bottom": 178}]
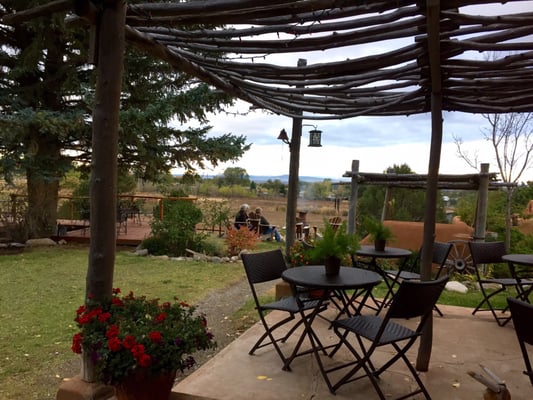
[{"left": 446, "top": 239, "right": 475, "bottom": 275}]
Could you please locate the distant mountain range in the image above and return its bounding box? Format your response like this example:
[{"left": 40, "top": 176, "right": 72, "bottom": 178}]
[
  {"left": 179, "top": 173, "right": 350, "bottom": 183},
  {"left": 249, "top": 175, "right": 331, "bottom": 183}
]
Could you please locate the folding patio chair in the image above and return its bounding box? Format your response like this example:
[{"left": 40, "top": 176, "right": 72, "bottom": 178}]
[
  {"left": 240, "top": 249, "right": 326, "bottom": 371},
  {"left": 383, "top": 241, "right": 452, "bottom": 316},
  {"left": 326, "top": 276, "right": 448, "bottom": 399},
  {"left": 469, "top": 241, "right": 520, "bottom": 326},
  {"left": 507, "top": 297, "right": 533, "bottom": 386}
]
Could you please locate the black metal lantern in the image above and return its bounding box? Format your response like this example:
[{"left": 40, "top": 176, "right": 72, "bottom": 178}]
[{"left": 308, "top": 129, "right": 322, "bottom": 147}]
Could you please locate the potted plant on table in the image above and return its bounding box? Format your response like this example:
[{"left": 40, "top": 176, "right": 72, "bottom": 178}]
[
  {"left": 309, "top": 220, "right": 360, "bottom": 275},
  {"left": 364, "top": 217, "right": 394, "bottom": 252},
  {"left": 71, "top": 288, "right": 215, "bottom": 400}
]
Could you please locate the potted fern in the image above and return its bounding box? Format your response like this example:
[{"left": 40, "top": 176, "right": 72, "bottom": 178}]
[
  {"left": 364, "top": 217, "right": 394, "bottom": 251},
  {"left": 309, "top": 220, "right": 359, "bottom": 275}
]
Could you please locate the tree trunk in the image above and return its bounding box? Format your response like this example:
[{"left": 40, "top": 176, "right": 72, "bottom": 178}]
[
  {"left": 83, "top": 0, "right": 126, "bottom": 382},
  {"left": 26, "top": 138, "right": 61, "bottom": 239},
  {"left": 26, "top": 171, "right": 59, "bottom": 238}
]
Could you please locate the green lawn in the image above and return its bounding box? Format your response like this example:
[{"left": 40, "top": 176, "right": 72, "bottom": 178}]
[{"left": 0, "top": 245, "right": 246, "bottom": 400}]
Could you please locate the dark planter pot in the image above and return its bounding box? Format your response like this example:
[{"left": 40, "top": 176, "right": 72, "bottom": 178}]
[
  {"left": 114, "top": 369, "right": 177, "bottom": 400},
  {"left": 374, "top": 239, "right": 386, "bottom": 252},
  {"left": 324, "top": 256, "right": 341, "bottom": 275}
]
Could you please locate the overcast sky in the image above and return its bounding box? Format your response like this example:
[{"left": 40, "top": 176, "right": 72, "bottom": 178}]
[
  {"left": 174, "top": 2, "right": 533, "bottom": 184},
  {"left": 177, "top": 105, "right": 525, "bottom": 181}
]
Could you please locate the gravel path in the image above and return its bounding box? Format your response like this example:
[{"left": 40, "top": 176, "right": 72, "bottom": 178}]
[{"left": 177, "top": 276, "right": 275, "bottom": 381}]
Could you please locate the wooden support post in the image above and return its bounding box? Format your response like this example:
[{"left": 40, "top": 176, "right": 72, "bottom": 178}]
[
  {"left": 284, "top": 58, "right": 306, "bottom": 256},
  {"left": 347, "top": 160, "right": 359, "bottom": 235},
  {"left": 474, "top": 163, "right": 490, "bottom": 243}
]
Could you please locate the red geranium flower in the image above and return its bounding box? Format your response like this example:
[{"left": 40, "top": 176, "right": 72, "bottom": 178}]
[
  {"left": 106, "top": 325, "right": 120, "bottom": 339},
  {"left": 155, "top": 312, "right": 166, "bottom": 323},
  {"left": 123, "top": 335, "right": 137, "bottom": 349},
  {"left": 130, "top": 343, "right": 145, "bottom": 359},
  {"left": 149, "top": 331, "right": 162, "bottom": 343},
  {"left": 71, "top": 333, "right": 83, "bottom": 354},
  {"left": 137, "top": 353, "right": 152, "bottom": 368},
  {"left": 108, "top": 337, "right": 122, "bottom": 352}
]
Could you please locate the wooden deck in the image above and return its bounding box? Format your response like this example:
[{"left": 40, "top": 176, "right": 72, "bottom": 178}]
[{"left": 53, "top": 216, "right": 153, "bottom": 246}]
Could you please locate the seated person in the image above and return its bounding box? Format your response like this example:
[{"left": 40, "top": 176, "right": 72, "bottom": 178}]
[
  {"left": 254, "top": 207, "right": 282, "bottom": 242},
  {"left": 234, "top": 204, "right": 251, "bottom": 230}
]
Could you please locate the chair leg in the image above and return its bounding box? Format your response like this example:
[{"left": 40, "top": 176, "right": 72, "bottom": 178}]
[
  {"left": 328, "top": 335, "right": 386, "bottom": 399},
  {"left": 249, "top": 313, "right": 295, "bottom": 355},
  {"left": 434, "top": 304, "right": 444, "bottom": 317},
  {"left": 472, "top": 285, "right": 511, "bottom": 326},
  {"left": 519, "top": 341, "right": 533, "bottom": 386}
]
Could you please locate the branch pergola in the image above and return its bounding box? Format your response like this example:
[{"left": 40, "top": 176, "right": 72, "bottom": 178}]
[
  {"left": 5, "top": 0, "right": 533, "bottom": 119},
  {"left": 3, "top": 0, "right": 533, "bottom": 391}
]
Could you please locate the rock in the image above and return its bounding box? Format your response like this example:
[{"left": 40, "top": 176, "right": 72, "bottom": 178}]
[
  {"left": 134, "top": 248, "right": 149, "bottom": 256},
  {"left": 26, "top": 238, "right": 57, "bottom": 247},
  {"left": 446, "top": 280, "right": 468, "bottom": 294}
]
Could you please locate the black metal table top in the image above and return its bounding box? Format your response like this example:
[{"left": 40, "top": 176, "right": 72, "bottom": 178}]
[
  {"left": 282, "top": 265, "right": 382, "bottom": 290},
  {"left": 503, "top": 254, "right": 533, "bottom": 267},
  {"left": 357, "top": 245, "right": 412, "bottom": 259}
]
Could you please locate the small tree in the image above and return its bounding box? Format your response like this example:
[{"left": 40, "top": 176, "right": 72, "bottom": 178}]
[
  {"left": 199, "top": 199, "right": 232, "bottom": 235},
  {"left": 145, "top": 200, "right": 204, "bottom": 256},
  {"left": 454, "top": 112, "right": 533, "bottom": 249}
]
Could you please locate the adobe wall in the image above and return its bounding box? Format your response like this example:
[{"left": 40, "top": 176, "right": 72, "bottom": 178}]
[{"left": 360, "top": 220, "right": 474, "bottom": 251}]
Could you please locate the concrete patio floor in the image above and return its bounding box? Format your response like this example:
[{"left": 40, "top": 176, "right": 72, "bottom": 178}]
[{"left": 173, "top": 304, "right": 532, "bottom": 400}]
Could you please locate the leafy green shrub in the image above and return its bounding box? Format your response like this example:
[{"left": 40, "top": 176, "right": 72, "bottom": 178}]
[
  {"left": 146, "top": 199, "right": 203, "bottom": 256},
  {"left": 140, "top": 236, "right": 169, "bottom": 256},
  {"left": 195, "top": 235, "right": 227, "bottom": 257},
  {"left": 225, "top": 228, "right": 258, "bottom": 256},
  {"left": 199, "top": 199, "right": 232, "bottom": 234}
]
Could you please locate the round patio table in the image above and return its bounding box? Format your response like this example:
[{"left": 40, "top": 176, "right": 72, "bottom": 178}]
[
  {"left": 356, "top": 245, "right": 412, "bottom": 310},
  {"left": 281, "top": 265, "right": 382, "bottom": 393},
  {"left": 502, "top": 254, "right": 533, "bottom": 302}
]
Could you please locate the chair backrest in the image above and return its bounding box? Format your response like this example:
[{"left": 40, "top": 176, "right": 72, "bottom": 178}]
[
  {"left": 387, "top": 275, "right": 449, "bottom": 320},
  {"left": 241, "top": 249, "right": 288, "bottom": 285},
  {"left": 403, "top": 241, "right": 452, "bottom": 276},
  {"left": 469, "top": 241, "right": 506, "bottom": 265},
  {"left": 432, "top": 241, "right": 453, "bottom": 277},
  {"left": 508, "top": 297, "right": 533, "bottom": 346},
  {"left": 468, "top": 241, "right": 506, "bottom": 278},
  {"left": 328, "top": 216, "right": 342, "bottom": 232}
]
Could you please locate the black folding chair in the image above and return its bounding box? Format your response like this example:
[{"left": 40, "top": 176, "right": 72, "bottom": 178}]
[
  {"left": 507, "top": 297, "right": 533, "bottom": 386},
  {"left": 383, "top": 241, "right": 452, "bottom": 316},
  {"left": 240, "top": 249, "right": 326, "bottom": 371},
  {"left": 469, "top": 241, "right": 521, "bottom": 326},
  {"left": 325, "top": 276, "right": 449, "bottom": 399}
]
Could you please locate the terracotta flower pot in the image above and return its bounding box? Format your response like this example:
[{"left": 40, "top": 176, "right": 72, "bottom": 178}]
[{"left": 114, "top": 369, "right": 177, "bottom": 400}]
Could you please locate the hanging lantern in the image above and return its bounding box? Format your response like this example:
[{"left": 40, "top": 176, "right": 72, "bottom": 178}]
[{"left": 308, "top": 129, "right": 322, "bottom": 147}]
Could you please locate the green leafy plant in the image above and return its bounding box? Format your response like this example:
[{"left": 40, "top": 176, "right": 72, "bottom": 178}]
[
  {"left": 364, "top": 217, "right": 394, "bottom": 242},
  {"left": 309, "top": 221, "right": 359, "bottom": 263},
  {"left": 71, "top": 288, "right": 215, "bottom": 385},
  {"left": 147, "top": 199, "right": 205, "bottom": 256}
]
